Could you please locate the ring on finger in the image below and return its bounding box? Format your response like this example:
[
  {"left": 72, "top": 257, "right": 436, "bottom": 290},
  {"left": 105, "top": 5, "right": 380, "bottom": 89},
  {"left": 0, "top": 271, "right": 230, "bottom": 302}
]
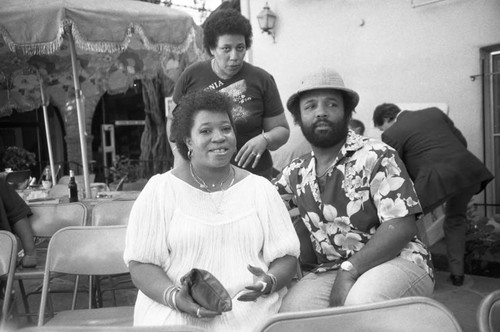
[
  {"left": 250, "top": 152, "right": 256, "bottom": 156},
  {"left": 256, "top": 280, "right": 268, "bottom": 292},
  {"left": 196, "top": 307, "right": 202, "bottom": 318},
  {"left": 256, "top": 154, "right": 261, "bottom": 158}
]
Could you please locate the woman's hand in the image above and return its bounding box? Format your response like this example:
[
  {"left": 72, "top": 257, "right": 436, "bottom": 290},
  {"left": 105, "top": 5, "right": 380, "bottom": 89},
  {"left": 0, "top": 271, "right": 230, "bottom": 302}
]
[
  {"left": 236, "top": 265, "right": 272, "bottom": 302},
  {"left": 235, "top": 135, "right": 268, "bottom": 169},
  {"left": 176, "top": 282, "right": 222, "bottom": 318}
]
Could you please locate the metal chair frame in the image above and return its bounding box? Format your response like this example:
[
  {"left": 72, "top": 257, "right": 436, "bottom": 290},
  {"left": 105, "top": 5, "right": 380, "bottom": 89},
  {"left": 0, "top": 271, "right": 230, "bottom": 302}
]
[
  {"left": 0, "top": 231, "right": 18, "bottom": 330},
  {"left": 9, "top": 202, "right": 87, "bottom": 323},
  {"left": 258, "top": 296, "right": 463, "bottom": 332},
  {"left": 91, "top": 200, "right": 136, "bottom": 307},
  {"left": 477, "top": 289, "right": 500, "bottom": 332},
  {"left": 38, "top": 225, "right": 133, "bottom": 327}
]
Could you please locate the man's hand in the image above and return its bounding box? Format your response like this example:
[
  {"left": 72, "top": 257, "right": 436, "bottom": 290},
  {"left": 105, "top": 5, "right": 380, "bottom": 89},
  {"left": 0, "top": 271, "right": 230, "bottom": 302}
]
[{"left": 329, "top": 270, "right": 357, "bottom": 307}]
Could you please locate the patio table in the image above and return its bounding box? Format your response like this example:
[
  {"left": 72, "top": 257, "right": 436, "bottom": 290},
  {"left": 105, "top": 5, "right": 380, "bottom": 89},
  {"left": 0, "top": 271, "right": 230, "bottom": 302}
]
[{"left": 17, "top": 188, "right": 140, "bottom": 225}]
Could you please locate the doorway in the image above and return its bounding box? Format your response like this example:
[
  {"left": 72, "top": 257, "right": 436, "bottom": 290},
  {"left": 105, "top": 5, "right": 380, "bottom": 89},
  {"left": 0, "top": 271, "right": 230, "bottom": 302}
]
[{"left": 482, "top": 44, "right": 500, "bottom": 217}]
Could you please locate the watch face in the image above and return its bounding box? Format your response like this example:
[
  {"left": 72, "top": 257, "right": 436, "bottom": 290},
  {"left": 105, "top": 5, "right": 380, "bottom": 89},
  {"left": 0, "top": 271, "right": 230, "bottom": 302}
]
[{"left": 341, "top": 261, "right": 353, "bottom": 271}]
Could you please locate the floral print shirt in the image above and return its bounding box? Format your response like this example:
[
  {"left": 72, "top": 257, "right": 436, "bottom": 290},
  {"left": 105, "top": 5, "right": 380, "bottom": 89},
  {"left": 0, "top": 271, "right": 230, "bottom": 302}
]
[{"left": 274, "top": 131, "right": 433, "bottom": 279}]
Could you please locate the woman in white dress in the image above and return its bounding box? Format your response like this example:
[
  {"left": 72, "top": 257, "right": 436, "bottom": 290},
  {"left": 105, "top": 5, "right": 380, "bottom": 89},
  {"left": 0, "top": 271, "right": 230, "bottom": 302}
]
[{"left": 124, "top": 89, "right": 300, "bottom": 332}]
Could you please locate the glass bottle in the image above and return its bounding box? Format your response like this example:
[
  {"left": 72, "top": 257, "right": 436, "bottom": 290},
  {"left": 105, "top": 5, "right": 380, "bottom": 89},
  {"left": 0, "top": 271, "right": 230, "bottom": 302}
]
[{"left": 68, "top": 170, "right": 78, "bottom": 202}]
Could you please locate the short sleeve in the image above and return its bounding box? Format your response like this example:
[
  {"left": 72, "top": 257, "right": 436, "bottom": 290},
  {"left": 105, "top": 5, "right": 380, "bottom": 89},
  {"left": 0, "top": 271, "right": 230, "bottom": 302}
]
[
  {"left": 262, "top": 74, "right": 285, "bottom": 118},
  {"left": 123, "top": 174, "right": 172, "bottom": 268},
  {"left": 255, "top": 177, "right": 300, "bottom": 264},
  {"left": 369, "top": 146, "right": 422, "bottom": 222},
  {"left": 0, "top": 176, "right": 31, "bottom": 224}
]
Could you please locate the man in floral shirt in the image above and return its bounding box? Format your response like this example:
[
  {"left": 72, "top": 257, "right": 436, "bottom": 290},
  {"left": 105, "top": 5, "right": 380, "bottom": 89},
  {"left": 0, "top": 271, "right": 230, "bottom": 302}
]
[{"left": 274, "top": 68, "right": 434, "bottom": 311}]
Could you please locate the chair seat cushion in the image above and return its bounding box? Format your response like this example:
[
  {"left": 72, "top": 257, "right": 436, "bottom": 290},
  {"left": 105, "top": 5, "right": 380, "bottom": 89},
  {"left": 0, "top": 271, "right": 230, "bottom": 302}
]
[{"left": 44, "top": 306, "right": 134, "bottom": 326}]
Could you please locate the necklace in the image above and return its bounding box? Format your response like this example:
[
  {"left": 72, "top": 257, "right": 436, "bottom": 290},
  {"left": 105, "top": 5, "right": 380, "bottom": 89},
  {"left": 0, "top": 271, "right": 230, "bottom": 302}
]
[
  {"left": 189, "top": 163, "right": 233, "bottom": 191},
  {"left": 189, "top": 163, "right": 235, "bottom": 214}
]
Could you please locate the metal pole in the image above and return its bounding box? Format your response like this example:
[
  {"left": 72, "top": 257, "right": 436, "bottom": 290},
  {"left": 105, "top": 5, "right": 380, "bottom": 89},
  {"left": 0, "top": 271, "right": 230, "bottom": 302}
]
[
  {"left": 38, "top": 75, "right": 57, "bottom": 187},
  {"left": 68, "top": 31, "right": 91, "bottom": 199}
]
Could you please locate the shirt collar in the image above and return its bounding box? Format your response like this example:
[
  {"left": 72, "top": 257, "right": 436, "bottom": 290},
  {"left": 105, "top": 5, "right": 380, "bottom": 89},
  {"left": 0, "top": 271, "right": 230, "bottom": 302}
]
[{"left": 307, "top": 130, "right": 365, "bottom": 176}]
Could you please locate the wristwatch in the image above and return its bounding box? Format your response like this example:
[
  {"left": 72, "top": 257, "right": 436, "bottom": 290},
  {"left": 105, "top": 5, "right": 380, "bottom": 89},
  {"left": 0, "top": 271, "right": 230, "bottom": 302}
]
[
  {"left": 340, "top": 260, "right": 360, "bottom": 279},
  {"left": 340, "top": 261, "right": 355, "bottom": 272}
]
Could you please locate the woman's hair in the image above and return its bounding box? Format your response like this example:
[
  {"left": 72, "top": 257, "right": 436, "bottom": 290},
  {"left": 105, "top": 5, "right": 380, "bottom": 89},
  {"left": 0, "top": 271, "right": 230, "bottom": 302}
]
[
  {"left": 372, "top": 103, "right": 401, "bottom": 127},
  {"left": 203, "top": 9, "right": 253, "bottom": 54},
  {"left": 173, "top": 90, "right": 235, "bottom": 160}
]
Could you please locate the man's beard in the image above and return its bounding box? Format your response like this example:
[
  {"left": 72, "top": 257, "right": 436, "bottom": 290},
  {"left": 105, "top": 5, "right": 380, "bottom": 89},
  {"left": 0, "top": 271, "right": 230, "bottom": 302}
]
[{"left": 300, "top": 117, "right": 349, "bottom": 148}]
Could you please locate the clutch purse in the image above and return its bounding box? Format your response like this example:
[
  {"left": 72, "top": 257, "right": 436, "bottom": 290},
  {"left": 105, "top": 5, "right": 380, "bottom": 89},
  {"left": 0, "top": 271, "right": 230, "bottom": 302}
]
[{"left": 180, "top": 268, "right": 232, "bottom": 313}]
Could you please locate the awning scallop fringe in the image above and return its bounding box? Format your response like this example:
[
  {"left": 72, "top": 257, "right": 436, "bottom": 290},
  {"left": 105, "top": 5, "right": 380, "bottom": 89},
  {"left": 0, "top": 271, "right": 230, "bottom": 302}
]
[
  {"left": 0, "top": 23, "right": 65, "bottom": 56},
  {"left": 1, "top": 19, "right": 195, "bottom": 56}
]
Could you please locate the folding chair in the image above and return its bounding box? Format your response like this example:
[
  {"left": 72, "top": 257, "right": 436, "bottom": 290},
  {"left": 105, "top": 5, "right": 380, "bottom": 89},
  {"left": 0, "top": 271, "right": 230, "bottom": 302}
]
[
  {"left": 0, "top": 231, "right": 17, "bottom": 330},
  {"left": 20, "top": 325, "right": 207, "bottom": 331},
  {"left": 477, "top": 289, "right": 500, "bottom": 332},
  {"left": 258, "top": 296, "right": 463, "bottom": 332},
  {"left": 90, "top": 200, "right": 136, "bottom": 307},
  {"left": 58, "top": 174, "right": 96, "bottom": 185},
  {"left": 37, "top": 225, "right": 134, "bottom": 327},
  {"left": 4, "top": 202, "right": 88, "bottom": 323}
]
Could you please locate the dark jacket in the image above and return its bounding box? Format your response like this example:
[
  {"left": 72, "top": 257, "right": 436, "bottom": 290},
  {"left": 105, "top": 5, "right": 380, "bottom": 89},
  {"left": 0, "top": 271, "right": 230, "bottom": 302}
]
[{"left": 381, "top": 108, "right": 493, "bottom": 213}]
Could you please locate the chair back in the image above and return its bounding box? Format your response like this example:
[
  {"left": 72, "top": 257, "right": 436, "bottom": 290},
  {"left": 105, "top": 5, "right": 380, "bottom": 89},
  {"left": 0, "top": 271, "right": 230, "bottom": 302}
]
[
  {"left": 47, "top": 184, "right": 69, "bottom": 198},
  {"left": 477, "top": 289, "right": 500, "bottom": 332},
  {"left": 91, "top": 200, "right": 135, "bottom": 226},
  {"left": 0, "top": 231, "right": 18, "bottom": 329},
  {"left": 21, "top": 326, "right": 207, "bottom": 331},
  {"left": 258, "top": 296, "right": 462, "bottom": 332},
  {"left": 45, "top": 225, "right": 128, "bottom": 275},
  {"left": 29, "top": 202, "right": 88, "bottom": 235},
  {"left": 58, "top": 174, "right": 96, "bottom": 185},
  {"left": 38, "top": 226, "right": 129, "bottom": 326}
]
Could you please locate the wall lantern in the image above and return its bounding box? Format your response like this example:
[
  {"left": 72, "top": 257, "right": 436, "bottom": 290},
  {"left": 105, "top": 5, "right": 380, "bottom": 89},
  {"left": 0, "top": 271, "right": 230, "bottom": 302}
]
[{"left": 257, "top": 2, "right": 277, "bottom": 43}]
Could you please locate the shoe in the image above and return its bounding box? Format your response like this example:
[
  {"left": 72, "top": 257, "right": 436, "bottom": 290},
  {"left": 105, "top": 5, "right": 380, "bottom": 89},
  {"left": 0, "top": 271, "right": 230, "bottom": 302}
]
[
  {"left": 450, "top": 274, "right": 464, "bottom": 286},
  {"left": 21, "top": 254, "right": 38, "bottom": 268}
]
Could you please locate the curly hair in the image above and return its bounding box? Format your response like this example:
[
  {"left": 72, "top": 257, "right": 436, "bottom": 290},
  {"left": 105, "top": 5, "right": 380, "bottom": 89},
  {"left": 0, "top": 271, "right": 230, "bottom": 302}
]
[
  {"left": 172, "top": 90, "right": 236, "bottom": 160},
  {"left": 372, "top": 103, "right": 401, "bottom": 127},
  {"left": 203, "top": 9, "right": 253, "bottom": 54}
]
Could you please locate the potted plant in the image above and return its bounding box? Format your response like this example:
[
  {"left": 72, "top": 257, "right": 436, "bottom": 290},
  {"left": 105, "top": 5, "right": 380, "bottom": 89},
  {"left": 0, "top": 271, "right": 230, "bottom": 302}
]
[
  {"left": 465, "top": 201, "right": 500, "bottom": 276},
  {"left": 0, "top": 146, "right": 36, "bottom": 171}
]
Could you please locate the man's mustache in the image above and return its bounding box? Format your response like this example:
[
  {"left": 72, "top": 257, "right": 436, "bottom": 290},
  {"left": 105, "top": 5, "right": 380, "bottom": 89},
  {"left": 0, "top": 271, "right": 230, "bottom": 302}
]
[{"left": 313, "top": 120, "right": 334, "bottom": 128}]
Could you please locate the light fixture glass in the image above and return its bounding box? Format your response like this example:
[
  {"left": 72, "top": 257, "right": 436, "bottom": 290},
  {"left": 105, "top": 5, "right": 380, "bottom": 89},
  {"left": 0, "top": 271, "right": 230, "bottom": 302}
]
[{"left": 257, "top": 2, "right": 277, "bottom": 42}]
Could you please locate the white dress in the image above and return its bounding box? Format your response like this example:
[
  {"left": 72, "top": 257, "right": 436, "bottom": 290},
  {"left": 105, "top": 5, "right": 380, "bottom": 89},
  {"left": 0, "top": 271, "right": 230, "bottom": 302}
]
[{"left": 123, "top": 171, "right": 300, "bottom": 332}]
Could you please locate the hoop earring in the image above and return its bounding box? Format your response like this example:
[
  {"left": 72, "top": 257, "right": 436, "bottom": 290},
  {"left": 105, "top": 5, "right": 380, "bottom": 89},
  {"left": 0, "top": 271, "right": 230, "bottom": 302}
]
[{"left": 187, "top": 149, "right": 193, "bottom": 160}]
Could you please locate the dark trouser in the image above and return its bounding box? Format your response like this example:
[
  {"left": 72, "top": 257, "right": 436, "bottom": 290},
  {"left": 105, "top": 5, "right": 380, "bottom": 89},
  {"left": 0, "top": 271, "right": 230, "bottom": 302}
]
[{"left": 443, "top": 184, "right": 481, "bottom": 276}]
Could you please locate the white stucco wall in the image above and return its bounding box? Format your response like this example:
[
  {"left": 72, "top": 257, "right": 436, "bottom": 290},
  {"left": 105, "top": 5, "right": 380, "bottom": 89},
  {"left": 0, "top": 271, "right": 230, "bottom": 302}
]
[{"left": 244, "top": 0, "right": 500, "bottom": 159}]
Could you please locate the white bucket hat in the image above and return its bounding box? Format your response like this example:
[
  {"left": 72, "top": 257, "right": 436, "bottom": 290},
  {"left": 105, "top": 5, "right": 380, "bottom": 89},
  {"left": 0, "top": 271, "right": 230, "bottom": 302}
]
[{"left": 286, "top": 68, "right": 360, "bottom": 113}]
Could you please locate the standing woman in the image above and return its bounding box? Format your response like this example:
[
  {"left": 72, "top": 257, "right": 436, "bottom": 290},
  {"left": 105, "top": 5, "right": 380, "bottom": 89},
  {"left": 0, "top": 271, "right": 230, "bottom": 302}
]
[{"left": 168, "top": 9, "right": 289, "bottom": 180}]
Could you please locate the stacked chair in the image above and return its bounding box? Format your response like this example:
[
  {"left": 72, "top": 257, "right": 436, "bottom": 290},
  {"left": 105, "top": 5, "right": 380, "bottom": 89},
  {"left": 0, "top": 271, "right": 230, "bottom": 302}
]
[{"left": 0, "top": 231, "right": 18, "bottom": 330}]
